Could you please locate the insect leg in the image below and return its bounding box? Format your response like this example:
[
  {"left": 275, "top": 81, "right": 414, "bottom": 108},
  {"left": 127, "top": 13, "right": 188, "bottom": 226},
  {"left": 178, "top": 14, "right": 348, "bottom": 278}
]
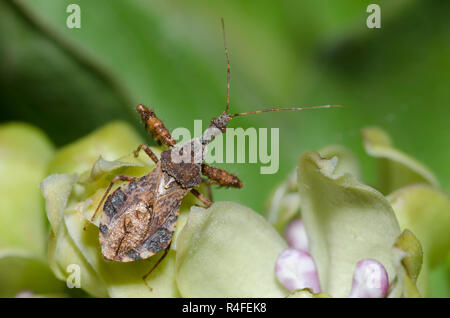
[
  {"left": 201, "top": 163, "right": 243, "bottom": 188},
  {"left": 190, "top": 188, "right": 212, "bottom": 208},
  {"left": 90, "top": 175, "right": 136, "bottom": 222},
  {"left": 142, "top": 244, "right": 171, "bottom": 291},
  {"left": 133, "top": 144, "right": 159, "bottom": 163},
  {"left": 136, "top": 104, "right": 177, "bottom": 147}
]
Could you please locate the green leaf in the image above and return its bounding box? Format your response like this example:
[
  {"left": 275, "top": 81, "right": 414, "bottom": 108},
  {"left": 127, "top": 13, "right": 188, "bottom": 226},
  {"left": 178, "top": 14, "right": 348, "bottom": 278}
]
[
  {"left": 297, "top": 151, "right": 401, "bottom": 297},
  {"left": 0, "top": 0, "right": 136, "bottom": 146},
  {"left": 176, "top": 202, "right": 288, "bottom": 297},
  {"left": 3, "top": 0, "right": 450, "bottom": 215}
]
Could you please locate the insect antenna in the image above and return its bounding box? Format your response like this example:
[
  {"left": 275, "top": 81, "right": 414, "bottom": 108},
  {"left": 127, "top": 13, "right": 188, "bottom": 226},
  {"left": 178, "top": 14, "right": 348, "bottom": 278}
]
[
  {"left": 202, "top": 20, "right": 344, "bottom": 145},
  {"left": 230, "top": 104, "right": 344, "bottom": 118},
  {"left": 221, "top": 18, "right": 231, "bottom": 114},
  {"left": 219, "top": 20, "right": 343, "bottom": 118}
]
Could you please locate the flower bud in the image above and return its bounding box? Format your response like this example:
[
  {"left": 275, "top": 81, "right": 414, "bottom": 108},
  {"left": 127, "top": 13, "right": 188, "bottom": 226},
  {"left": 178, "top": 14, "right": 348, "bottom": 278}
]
[
  {"left": 348, "top": 259, "right": 389, "bottom": 298},
  {"left": 284, "top": 218, "right": 309, "bottom": 251},
  {"left": 275, "top": 248, "right": 321, "bottom": 293}
]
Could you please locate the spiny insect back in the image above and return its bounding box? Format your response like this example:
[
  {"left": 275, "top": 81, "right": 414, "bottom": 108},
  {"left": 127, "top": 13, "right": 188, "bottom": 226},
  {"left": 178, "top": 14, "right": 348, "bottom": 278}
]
[{"left": 91, "top": 19, "right": 343, "bottom": 289}]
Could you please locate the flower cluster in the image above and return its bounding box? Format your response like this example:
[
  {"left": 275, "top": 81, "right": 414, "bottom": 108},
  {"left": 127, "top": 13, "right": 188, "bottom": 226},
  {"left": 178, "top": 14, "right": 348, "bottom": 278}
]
[
  {"left": 0, "top": 122, "right": 449, "bottom": 297},
  {"left": 269, "top": 127, "right": 450, "bottom": 297}
]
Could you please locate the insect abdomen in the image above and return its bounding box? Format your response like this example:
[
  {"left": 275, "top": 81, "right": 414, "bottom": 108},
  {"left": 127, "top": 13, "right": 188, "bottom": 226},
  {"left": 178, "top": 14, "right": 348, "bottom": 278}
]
[{"left": 142, "top": 216, "right": 177, "bottom": 256}]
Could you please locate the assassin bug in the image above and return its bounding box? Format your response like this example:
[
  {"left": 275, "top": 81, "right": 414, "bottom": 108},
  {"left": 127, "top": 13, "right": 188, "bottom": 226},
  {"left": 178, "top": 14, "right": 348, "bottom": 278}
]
[{"left": 90, "top": 19, "right": 342, "bottom": 287}]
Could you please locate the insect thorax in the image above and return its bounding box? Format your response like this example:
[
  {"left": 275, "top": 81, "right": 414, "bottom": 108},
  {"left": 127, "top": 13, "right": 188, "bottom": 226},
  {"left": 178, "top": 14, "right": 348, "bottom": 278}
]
[{"left": 160, "top": 138, "right": 204, "bottom": 188}]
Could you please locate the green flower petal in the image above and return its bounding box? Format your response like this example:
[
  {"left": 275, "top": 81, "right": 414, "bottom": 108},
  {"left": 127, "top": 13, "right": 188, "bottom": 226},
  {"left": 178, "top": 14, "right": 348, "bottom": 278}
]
[
  {"left": 266, "top": 170, "right": 300, "bottom": 232},
  {"left": 319, "top": 145, "right": 361, "bottom": 180},
  {"left": 362, "top": 127, "right": 439, "bottom": 194},
  {"left": 393, "top": 229, "right": 423, "bottom": 283},
  {"left": 388, "top": 184, "right": 450, "bottom": 267},
  {"left": 41, "top": 174, "right": 109, "bottom": 297},
  {"left": 176, "top": 202, "right": 288, "bottom": 297},
  {"left": 388, "top": 247, "right": 409, "bottom": 298},
  {"left": 48, "top": 121, "right": 144, "bottom": 175},
  {"left": 41, "top": 174, "right": 78, "bottom": 235},
  {"left": 0, "top": 250, "right": 64, "bottom": 298},
  {"left": 297, "top": 151, "right": 401, "bottom": 297},
  {"left": 49, "top": 226, "right": 108, "bottom": 297},
  {"left": 391, "top": 230, "right": 423, "bottom": 298},
  {"left": 287, "top": 289, "right": 331, "bottom": 298},
  {"left": 0, "top": 122, "right": 55, "bottom": 256},
  {"left": 0, "top": 123, "right": 64, "bottom": 297},
  {"left": 83, "top": 156, "right": 144, "bottom": 182},
  {"left": 388, "top": 184, "right": 450, "bottom": 297},
  {"left": 0, "top": 122, "right": 54, "bottom": 167},
  {"left": 266, "top": 145, "right": 359, "bottom": 233}
]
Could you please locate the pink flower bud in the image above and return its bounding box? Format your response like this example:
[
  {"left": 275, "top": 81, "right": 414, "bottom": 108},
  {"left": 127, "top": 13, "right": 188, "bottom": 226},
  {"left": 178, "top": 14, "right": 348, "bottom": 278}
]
[
  {"left": 284, "top": 218, "right": 309, "bottom": 251},
  {"left": 348, "top": 259, "right": 389, "bottom": 298},
  {"left": 275, "top": 248, "right": 321, "bottom": 293},
  {"left": 15, "top": 290, "right": 34, "bottom": 298}
]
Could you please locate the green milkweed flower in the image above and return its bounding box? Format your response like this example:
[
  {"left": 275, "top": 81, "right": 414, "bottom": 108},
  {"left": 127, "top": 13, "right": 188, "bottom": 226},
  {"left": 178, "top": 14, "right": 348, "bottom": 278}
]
[
  {"left": 38, "top": 119, "right": 431, "bottom": 298},
  {"left": 2, "top": 118, "right": 446, "bottom": 298},
  {"left": 279, "top": 151, "right": 421, "bottom": 297},
  {"left": 268, "top": 127, "right": 450, "bottom": 297},
  {"left": 41, "top": 121, "right": 177, "bottom": 297},
  {"left": 0, "top": 122, "right": 65, "bottom": 297},
  {"left": 40, "top": 121, "right": 288, "bottom": 297}
]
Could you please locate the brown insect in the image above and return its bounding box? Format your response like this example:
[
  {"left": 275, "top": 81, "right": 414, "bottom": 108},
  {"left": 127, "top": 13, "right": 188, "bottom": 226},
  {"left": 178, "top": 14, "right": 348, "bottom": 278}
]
[{"left": 90, "top": 19, "right": 342, "bottom": 287}]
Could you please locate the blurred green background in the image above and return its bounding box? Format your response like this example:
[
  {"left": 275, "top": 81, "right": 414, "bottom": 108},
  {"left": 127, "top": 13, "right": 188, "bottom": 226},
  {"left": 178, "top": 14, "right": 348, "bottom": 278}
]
[{"left": 1, "top": 0, "right": 449, "bottom": 215}]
